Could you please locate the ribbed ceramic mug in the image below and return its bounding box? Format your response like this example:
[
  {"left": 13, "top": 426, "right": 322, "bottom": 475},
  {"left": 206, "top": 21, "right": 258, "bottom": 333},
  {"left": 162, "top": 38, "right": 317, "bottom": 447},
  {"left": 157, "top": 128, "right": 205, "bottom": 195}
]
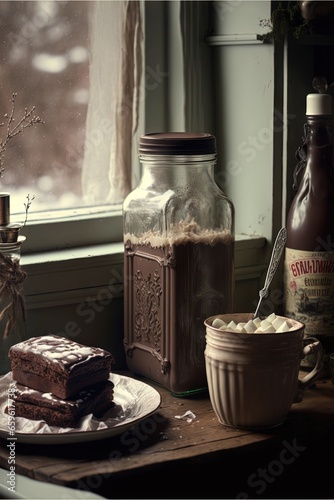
[{"left": 204, "top": 313, "right": 323, "bottom": 429}]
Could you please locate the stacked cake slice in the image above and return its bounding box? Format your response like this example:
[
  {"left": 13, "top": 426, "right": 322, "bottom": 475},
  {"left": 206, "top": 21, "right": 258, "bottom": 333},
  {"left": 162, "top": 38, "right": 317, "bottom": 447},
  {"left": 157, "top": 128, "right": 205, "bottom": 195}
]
[{"left": 7, "top": 334, "right": 115, "bottom": 427}]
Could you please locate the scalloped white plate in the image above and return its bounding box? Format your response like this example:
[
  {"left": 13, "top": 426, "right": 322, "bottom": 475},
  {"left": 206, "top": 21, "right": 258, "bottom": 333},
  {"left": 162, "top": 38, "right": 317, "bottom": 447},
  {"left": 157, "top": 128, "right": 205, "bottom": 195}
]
[{"left": 0, "top": 372, "right": 161, "bottom": 444}]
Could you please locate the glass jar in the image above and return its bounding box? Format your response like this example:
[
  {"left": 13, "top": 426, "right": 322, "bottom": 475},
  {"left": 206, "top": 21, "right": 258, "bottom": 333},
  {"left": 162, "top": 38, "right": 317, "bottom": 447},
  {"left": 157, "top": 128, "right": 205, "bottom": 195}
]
[
  {"left": 0, "top": 238, "right": 26, "bottom": 375},
  {"left": 123, "top": 132, "right": 235, "bottom": 395},
  {"left": 0, "top": 193, "right": 26, "bottom": 375}
]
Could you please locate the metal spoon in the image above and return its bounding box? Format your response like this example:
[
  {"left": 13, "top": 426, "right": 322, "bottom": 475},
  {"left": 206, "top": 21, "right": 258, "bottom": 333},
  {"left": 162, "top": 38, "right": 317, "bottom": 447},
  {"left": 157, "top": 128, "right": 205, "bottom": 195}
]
[{"left": 254, "top": 227, "right": 287, "bottom": 318}]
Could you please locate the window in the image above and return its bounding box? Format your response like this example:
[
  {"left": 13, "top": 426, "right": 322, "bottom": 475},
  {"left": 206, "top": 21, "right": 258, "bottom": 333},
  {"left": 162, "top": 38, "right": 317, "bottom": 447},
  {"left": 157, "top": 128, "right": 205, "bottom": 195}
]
[
  {"left": 0, "top": 1, "right": 143, "bottom": 253},
  {"left": 0, "top": 1, "right": 91, "bottom": 212},
  {"left": 4, "top": 0, "right": 269, "bottom": 350},
  {"left": 0, "top": 1, "right": 271, "bottom": 270}
]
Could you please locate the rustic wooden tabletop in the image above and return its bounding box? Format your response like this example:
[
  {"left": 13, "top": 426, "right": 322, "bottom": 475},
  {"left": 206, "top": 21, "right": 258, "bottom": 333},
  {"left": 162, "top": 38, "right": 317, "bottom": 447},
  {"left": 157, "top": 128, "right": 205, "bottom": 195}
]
[{"left": 0, "top": 371, "right": 334, "bottom": 499}]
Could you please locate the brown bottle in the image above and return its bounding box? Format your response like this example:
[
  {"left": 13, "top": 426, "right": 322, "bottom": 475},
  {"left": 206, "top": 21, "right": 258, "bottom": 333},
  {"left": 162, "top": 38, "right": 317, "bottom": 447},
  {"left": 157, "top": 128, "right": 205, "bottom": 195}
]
[{"left": 283, "top": 93, "right": 334, "bottom": 373}]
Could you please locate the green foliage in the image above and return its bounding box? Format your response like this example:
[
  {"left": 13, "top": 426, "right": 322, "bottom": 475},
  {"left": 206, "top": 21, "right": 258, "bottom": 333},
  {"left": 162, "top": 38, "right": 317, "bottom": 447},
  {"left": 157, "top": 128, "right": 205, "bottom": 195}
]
[{"left": 259, "top": 1, "right": 312, "bottom": 42}]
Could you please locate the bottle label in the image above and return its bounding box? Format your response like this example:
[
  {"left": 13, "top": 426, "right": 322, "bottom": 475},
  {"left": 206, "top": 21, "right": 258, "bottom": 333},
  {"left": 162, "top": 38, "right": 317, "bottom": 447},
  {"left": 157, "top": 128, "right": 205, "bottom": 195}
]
[{"left": 283, "top": 248, "right": 334, "bottom": 336}]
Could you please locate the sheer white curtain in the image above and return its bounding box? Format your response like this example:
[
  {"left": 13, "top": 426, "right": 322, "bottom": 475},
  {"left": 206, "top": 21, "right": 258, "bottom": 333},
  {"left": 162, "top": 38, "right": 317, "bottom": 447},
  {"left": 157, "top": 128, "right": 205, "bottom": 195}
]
[{"left": 82, "top": 1, "right": 143, "bottom": 205}]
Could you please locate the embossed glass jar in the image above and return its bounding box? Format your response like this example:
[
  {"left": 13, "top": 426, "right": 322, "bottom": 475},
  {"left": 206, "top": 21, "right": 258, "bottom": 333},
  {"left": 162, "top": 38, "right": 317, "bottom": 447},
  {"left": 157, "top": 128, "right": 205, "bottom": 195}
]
[
  {"left": 123, "top": 132, "right": 235, "bottom": 395},
  {"left": 0, "top": 193, "right": 26, "bottom": 376}
]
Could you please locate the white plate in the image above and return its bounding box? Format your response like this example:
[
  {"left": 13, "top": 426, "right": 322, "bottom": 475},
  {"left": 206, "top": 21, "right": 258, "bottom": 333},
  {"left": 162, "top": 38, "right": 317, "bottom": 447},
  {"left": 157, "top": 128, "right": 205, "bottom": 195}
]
[{"left": 0, "top": 372, "right": 161, "bottom": 444}]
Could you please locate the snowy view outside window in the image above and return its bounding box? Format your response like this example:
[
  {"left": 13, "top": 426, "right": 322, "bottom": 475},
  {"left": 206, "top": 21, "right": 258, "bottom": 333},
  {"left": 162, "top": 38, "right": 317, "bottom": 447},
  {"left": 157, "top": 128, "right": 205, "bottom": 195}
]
[{"left": 0, "top": 1, "right": 93, "bottom": 216}]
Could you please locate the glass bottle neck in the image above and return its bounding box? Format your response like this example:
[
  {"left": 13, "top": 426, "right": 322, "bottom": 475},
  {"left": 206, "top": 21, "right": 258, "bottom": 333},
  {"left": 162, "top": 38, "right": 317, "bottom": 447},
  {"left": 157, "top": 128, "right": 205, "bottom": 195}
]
[
  {"left": 304, "top": 116, "right": 334, "bottom": 148},
  {"left": 303, "top": 116, "right": 334, "bottom": 175}
]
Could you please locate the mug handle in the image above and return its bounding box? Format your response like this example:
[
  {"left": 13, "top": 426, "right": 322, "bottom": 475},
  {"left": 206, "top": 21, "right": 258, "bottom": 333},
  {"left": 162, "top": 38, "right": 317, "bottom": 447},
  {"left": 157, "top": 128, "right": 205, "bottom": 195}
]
[{"left": 294, "top": 337, "right": 323, "bottom": 403}]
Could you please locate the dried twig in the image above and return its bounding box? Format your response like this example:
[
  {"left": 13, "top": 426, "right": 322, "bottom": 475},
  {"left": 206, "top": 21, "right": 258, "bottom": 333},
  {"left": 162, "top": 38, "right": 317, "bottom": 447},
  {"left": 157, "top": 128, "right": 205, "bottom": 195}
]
[
  {"left": 0, "top": 92, "right": 44, "bottom": 178},
  {"left": 23, "top": 194, "right": 35, "bottom": 227}
]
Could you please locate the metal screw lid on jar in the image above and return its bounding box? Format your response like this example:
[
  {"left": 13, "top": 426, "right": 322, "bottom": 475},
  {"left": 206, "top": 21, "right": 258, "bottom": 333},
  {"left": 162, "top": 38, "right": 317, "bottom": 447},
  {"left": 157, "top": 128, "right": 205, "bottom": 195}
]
[{"left": 138, "top": 132, "right": 217, "bottom": 155}]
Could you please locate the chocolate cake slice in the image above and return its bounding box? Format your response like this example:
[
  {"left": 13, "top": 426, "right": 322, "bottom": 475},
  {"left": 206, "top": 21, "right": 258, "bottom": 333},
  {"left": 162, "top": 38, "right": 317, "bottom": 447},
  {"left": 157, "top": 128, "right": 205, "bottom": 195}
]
[
  {"left": 6, "top": 379, "right": 115, "bottom": 428},
  {"left": 9, "top": 335, "right": 114, "bottom": 399}
]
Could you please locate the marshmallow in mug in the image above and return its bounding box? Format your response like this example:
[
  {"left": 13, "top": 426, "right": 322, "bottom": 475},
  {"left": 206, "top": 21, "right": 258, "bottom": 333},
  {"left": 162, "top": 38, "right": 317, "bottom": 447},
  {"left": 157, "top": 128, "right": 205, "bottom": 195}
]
[{"left": 212, "top": 313, "right": 293, "bottom": 334}]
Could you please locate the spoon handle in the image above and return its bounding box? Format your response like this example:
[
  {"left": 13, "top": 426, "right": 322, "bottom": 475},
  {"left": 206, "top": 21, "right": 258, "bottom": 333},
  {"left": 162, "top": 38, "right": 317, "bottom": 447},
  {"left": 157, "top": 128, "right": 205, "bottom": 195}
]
[{"left": 254, "top": 227, "right": 287, "bottom": 318}]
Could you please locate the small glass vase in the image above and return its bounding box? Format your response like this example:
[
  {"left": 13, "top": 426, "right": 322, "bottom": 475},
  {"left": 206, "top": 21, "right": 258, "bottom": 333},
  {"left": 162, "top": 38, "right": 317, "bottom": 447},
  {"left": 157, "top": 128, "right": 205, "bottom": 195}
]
[{"left": 0, "top": 237, "right": 26, "bottom": 376}]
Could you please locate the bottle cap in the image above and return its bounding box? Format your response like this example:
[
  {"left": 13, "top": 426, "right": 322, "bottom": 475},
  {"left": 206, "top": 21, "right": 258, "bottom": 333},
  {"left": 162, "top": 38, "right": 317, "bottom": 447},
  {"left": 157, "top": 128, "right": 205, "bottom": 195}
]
[
  {"left": 306, "top": 93, "right": 333, "bottom": 116},
  {"left": 0, "top": 224, "right": 22, "bottom": 243},
  {"left": 0, "top": 192, "right": 10, "bottom": 226},
  {"left": 0, "top": 193, "right": 23, "bottom": 244}
]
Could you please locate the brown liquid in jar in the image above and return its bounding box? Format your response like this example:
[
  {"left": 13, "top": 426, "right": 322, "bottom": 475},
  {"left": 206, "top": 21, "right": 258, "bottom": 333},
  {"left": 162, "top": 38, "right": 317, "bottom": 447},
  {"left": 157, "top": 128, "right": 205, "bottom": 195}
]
[{"left": 124, "top": 230, "right": 234, "bottom": 394}]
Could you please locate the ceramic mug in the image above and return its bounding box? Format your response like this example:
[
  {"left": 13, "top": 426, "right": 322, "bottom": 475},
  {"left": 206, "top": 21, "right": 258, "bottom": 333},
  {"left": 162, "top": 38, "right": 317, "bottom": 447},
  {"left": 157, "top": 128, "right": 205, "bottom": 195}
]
[{"left": 204, "top": 313, "right": 323, "bottom": 429}]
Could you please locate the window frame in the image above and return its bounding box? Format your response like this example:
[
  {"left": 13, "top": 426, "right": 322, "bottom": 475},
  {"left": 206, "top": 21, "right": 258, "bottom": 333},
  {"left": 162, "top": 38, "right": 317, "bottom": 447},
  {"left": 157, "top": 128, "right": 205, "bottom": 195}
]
[{"left": 20, "top": 204, "right": 123, "bottom": 254}]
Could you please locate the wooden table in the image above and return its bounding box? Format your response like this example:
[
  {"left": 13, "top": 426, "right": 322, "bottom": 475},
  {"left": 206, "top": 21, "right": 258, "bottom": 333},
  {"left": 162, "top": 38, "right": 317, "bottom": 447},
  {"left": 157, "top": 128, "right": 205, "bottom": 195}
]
[{"left": 1, "top": 372, "right": 334, "bottom": 499}]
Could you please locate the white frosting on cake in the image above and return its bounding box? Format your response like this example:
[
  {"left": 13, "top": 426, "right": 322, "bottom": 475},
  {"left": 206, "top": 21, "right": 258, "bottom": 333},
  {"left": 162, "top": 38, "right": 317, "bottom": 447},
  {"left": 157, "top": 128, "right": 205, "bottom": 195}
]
[{"left": 10, "top": 335, "right": 112, "bottom": 372}]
